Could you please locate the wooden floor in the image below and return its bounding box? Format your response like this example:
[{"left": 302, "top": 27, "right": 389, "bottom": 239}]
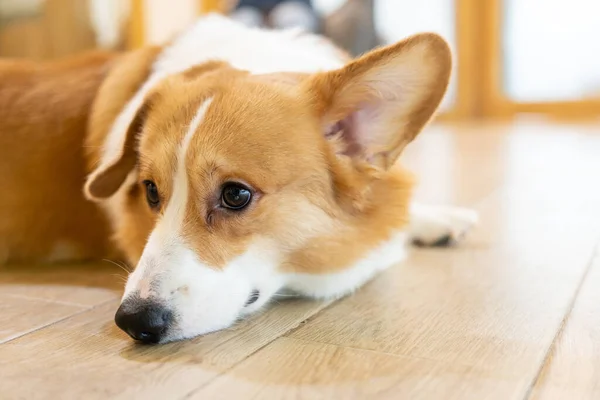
[{"left": 2, "top": 120, "right": 600, "bottom": 399}]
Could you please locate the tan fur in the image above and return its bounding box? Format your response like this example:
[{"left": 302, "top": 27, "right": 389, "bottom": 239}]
[
  {"left": 82, "top": 47, "right": 162, "bottom": 263},
  {"left": 0, "top": 51, "right": 119, "bottom": 264},
  {"left": 85, "top": 46, "right": 161, "bottom": 172},
  {"left": 84, "top": 33, "right": 451, "bottom": 275},
  {"left": 1, "top": 30, "right": 450, "bottom": 280}
]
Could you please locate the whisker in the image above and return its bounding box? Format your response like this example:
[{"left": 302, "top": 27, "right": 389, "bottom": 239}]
[
  {"left": 103, "top": 259, "right": 132, "bottom": 274},
  {"left": 111, "top": 273, "right": 128, "bottom": 283}
]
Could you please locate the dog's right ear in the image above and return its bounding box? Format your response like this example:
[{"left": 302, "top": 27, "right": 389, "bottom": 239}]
[
  {"left": 84, "top": 47, "right": 160, "bottom": 202},
  {"left": 84, "top": 99, "right": 151, "bottom": 201}
]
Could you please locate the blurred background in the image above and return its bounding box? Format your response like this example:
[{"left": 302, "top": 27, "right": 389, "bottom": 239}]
[{"left": 0, "top": 0, "right": 598, "bottom": 121}]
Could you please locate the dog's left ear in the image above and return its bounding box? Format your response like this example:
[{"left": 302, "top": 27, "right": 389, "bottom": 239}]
[{"left": 305, "top": 33, "right": 452, "bottom": 170}]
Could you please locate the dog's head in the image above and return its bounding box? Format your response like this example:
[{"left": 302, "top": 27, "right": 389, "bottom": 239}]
[{"left": 85, "top": 33, "right": 451, "bottom": 343}]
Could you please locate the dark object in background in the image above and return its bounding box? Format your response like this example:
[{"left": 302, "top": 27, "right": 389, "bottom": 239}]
[
  {"left": 232, "top": 0, "right": 319, "bottom": 32},
  {"left": 323, "top": 0, "right": 380, "bottom": 56},
  {"left": 236, "top": 0, "right": 312, "bottom": 12},
  {"left": 230, "top": 0, "right": 381, "bottom": 57}
]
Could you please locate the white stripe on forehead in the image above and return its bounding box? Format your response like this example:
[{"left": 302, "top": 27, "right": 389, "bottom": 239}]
[
  {"left": 159, "top": 97, "right": 214, "bottom": 234},
  {"left": 123, "top": 97, "right": 213, "bottom": 296}
]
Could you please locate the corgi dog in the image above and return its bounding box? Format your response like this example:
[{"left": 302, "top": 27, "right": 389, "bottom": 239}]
[{"left": 0, "top": 15, "right": 477, "bottom": 343}]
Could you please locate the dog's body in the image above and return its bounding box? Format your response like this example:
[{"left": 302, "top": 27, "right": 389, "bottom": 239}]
[
  {"left": 0, "top": 15, "right": 477, "bottom": 342},
  {"left": 0, "top": 52, "right": 117, "bottom": 263}
]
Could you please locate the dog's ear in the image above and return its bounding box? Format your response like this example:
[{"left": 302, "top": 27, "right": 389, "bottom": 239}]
[
  {"left": 305, "top": 33, "right": 452, "bottom": 170},
  {"left": 84, "top": 98, "right": 152, "bottom": 201},
  {"left": 84, "top": 47, "right": 160, "bottom": 202}
]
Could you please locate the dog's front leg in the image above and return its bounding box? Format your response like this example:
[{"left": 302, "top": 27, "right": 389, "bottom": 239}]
[{"left": 408, "top": 203, "right": 479, "bottom": 247}]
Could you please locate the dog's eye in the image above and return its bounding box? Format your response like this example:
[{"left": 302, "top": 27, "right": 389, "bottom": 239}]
[
  {"left": 221, "top": 183, "right": 252, "bottom": 210},
  {"left": 143, "top": 180, "right": 160, "bottom": 208}
]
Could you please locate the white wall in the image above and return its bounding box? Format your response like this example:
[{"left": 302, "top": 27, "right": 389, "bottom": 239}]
[
  {"left": 504, "top": 0, "right": 600, "bottom": 101},
  {"left": 87, "top": 0, "right": 130, "bottom": 48}
]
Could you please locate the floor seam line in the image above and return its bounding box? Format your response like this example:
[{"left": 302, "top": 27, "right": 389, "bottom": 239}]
[
  {"left": 522, "top": 236, "right": 600, "bottom": 400},
  {"left": 1, "top": 292, "right": 109, "bottom": 308},
  {"left": 0, "top": 298, "right": 117, "bottom": 345}
]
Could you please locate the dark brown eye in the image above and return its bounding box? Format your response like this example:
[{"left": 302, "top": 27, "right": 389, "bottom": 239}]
[
  {"left": 143, "top": 180, "right": 160, "bottom": 208},
  {"left": 221, "top": 183, "right": 252, "bottom": 210}
]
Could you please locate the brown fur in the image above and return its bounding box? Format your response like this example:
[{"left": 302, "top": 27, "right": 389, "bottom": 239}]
[
  {"left": 84, "top": 33, "right": 451, "bottom": 275},
  {"left": 1, "top": 31, "right": 450, "bottom": 279},
  {"left": 0, "top": 51, "right": 119, "bottom": 263},
  {"left": 84, "top": 46, "right": 162, "bottom": 263}
]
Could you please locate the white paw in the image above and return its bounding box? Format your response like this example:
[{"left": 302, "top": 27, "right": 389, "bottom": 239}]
[{"left": 409, "top": 205, "right": 478, "bottom": 247}]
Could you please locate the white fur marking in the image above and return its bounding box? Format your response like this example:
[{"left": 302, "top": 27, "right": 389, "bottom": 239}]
[
  {"left": 409, "top": 203, "right": 479, "bottom": 245},
  {"left": 124, "top": 98, "right": 213, "bottom": 295},
  {"left": 285, "top": 231, "right": 409, "bottom": 299},
  {"left": 163, "top": 97, "right": 214, "bottom": 232}
]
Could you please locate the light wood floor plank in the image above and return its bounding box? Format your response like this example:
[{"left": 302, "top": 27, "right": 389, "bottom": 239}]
[
  {"left": 0, "top": 263, "right": 122, "bottom": 307},
  {"left": 287, "top": 122, "right": 600, "bottom": 398},
  {"left": 2, "top": 122, "right": 600, "bottom": 399},
  {"left": 0, "top": 294, "right": 84, "bottom": 343},
  {"left": 0, "top": 298, "right": 331, "bottom": 399},
  {"left": 193, "top": 337, "right": 522, "bottom": 400},
  {"left": 530, "top": 246, "right": 600, "bottom": 400}
]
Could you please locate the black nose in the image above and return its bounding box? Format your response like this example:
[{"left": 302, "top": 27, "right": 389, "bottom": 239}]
[{"left": 114, "top": 299, "right": 173, "bottom": 344}]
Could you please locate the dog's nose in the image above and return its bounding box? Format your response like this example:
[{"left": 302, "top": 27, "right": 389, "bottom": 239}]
[{"left": 114, "top": 300, "right": 172, "bottom": 344}]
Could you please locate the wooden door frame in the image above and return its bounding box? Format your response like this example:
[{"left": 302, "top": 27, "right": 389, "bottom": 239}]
[
  {"left": 127, "top": 0, "right": 224, "bottom": 49},
  {"left": 199, "top": 0, "right": 224, "bottom": 13},
  {"left": 127, "top": 0, "right": 145, "bottom": 49},
  {"left": 479, "top": 0, "right": 600, "bottom": 120}
]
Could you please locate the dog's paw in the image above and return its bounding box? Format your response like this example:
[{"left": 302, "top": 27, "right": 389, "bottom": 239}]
[{"left": 409, "top": 205, "right": 478, "bottom": 247}]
